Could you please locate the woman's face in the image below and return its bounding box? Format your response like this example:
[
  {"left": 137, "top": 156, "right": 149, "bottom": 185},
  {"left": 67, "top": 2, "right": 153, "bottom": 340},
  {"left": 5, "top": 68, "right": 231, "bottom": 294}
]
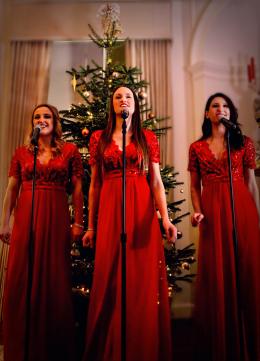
[
  {"left": 33, "top": 106, "right": 54, "bottom": 136},
  {"left": 113, "top": 87, "right": 135, "bottom": 118},
  {"left": 206, "top": 96, "right": 231, "bottom": 124}
]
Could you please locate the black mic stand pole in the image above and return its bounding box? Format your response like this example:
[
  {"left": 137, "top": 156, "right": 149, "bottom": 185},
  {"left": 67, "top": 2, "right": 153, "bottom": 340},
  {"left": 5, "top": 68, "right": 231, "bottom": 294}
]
[
  {"left": 24, "top": 141, "right": 38, "bottom": 361},
  {"left": 121, "top": 112, "right": 128, "bottom": 361},
  {"left": 226, "top": 129, "right": 244, "bottom": 360}
]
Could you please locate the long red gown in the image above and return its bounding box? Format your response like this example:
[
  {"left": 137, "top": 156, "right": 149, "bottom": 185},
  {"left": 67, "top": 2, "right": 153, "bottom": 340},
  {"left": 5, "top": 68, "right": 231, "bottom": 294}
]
[
  {"left": 83, "top": 129, "right": 172, "bottom": 361},
  {"left": 188, "top": 136, "right": 260, "bottom": 361},
  {"left": 3, "top": 143, "right": 83, "bottom": 361}
]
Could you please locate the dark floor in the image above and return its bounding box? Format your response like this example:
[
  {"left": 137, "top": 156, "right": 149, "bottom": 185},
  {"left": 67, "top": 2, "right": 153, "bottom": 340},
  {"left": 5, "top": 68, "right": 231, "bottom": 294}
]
[
  {"left": 172, "top": 318, "right": 195, "bottom": 361},
  {"left": 0, "top": 319, "right": 194, "bottom": 361}
]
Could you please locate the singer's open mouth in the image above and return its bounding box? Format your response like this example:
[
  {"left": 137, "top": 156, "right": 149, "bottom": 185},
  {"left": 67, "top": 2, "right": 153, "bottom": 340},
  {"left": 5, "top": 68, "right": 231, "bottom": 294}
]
[{"left": 39, "top": 122, "right": 48, "bottom": 128}]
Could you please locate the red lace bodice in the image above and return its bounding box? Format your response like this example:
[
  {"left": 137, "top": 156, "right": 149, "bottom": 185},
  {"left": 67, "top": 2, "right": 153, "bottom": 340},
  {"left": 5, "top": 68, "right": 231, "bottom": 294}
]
[
  {"left": 89, "top": 129, "right": 160, "bottom": 172},
  {"left": 188, "top": 136, "right": 256, "bottom": 185},
  {"left": 9, "top": 142, "right": 83, "bottom": 187}
]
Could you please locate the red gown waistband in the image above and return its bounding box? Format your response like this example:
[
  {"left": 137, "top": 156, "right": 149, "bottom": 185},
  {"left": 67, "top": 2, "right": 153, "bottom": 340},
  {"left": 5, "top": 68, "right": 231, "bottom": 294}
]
[
  {"left": 21, "top": 182, "right": 66, "bottom": 191},
  {"left": 104, "top": 169, "right": 146, "bottom": 179}
]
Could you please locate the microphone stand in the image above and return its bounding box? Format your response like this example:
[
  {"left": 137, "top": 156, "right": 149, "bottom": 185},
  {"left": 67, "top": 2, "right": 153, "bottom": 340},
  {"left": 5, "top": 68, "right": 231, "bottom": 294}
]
[
  {"left": 24, "top": 141, "right": 38, "bottom": 361},
  {"left": 121, "top": 111, "right": 128, "bottom": 361},
  {"left": 226, "top": 129, "right": 244, "bottom": 360}
]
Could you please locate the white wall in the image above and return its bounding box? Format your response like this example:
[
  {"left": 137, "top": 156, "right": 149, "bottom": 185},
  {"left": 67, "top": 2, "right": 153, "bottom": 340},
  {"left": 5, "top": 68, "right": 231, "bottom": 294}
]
[
  {"left": 48, "top": 42, "right": 103, "bottom": 110},
  {"left": 189, "top": 0, "right": 260, "bottom": 142}
]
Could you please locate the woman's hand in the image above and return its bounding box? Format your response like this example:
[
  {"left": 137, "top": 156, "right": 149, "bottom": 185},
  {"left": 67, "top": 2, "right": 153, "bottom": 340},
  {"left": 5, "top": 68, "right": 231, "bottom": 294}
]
[
  {"left": 0, "top": 224, "right": 11, "bottom": 244},
  {"left": 82, "top": 230, "right": 96, "bottom": 248},
  {"left": 71, "top": 223, "right": 84, "bottom": 243},
  {"left": 162, "top": 218, "right": 178, "bottom": 243},
  {"left": 191, "top": 212, "right": 204, "bottom": 227}
]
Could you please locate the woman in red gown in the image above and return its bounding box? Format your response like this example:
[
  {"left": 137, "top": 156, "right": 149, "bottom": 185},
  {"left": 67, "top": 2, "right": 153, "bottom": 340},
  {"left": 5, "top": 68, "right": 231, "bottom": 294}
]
[
  {"left": 82, "top": 86, "right": 177, "bottom": 361},
  {"left": 0, "top": 104, "right": 83, "bottom": 361},
  {"left": 188, "top": 93, "right": 260, "bottom": 361}
]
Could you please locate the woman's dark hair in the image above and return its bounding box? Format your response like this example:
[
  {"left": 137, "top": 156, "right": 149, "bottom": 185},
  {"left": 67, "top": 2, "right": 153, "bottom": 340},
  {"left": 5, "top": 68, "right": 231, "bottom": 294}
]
[
  {"left": 200, "top": 92, "right": 244, "bottom": 149},
  {"left": 97, "top": 86, "right": 149, "bottom": 170},
  {"left": 26, "top": 103, "right": 64, "bottom": 153}
]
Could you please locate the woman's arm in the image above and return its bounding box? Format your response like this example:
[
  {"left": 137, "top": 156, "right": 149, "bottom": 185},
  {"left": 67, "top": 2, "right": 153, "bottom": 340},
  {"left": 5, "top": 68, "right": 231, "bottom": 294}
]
[
  {"left": 71, "top": 175, "right": 84, "bottom": 242},
  {"left": 149, "top": 162, "right": 177, "bottom": 242},
  {"left": 190, "top": 171, "right": 204, "bottom": 226},
  {"left": 0, "top": 177, "right": 20, "bottom": 243},
  {"left": 82, "top": 164, "right": 102, "bottom": 247},
  {"left": 245, "top": 168, "right": 260, "bottom": 221}
]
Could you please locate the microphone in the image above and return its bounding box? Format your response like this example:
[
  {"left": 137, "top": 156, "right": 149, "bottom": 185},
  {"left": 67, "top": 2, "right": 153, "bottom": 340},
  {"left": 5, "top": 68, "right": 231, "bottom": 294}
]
[
  {"left": 31, "top": 125, "right": 42, "bottom": 145},
  {"left": 121, "top": 109, "right": 129, "bottom": 120},
  {"left": 219, "top": 117, "right": 238, "bottom": 130}
]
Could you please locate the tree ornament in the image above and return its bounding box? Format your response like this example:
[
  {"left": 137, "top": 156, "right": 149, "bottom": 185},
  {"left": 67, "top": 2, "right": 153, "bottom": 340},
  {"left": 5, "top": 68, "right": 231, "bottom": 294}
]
[
  {"left": 181, "top": 262, "right": 190, "bottom": 270},
  {"left": 82, "top": 127, "right": 89, "bottom": 137},
  {"left": 71, "top": 74, "right": 77, "bottom": 92},
  {"left": 71, "top": 242, "right": 81, "bottom": 257},
  {"left": 112, "top": 71, "right": 119, "bottom": 78},
  {"left": 87, "top": 111, "right": 93, "bottom": 120},
  {"left": 148, "top": 112, "right": 155, "bottom": 119},
  {"left": 83, "top": 90, "right": 90, "bottom": 97},
  {"left": 78, "top": 146, "right": 89, "bottom": 161},
  {"left": 97, "top": 3, "right": 122, "bottom": 37},
  {"left": 138, "top": 90, "right": 147, "bottom": 100},
  {"left": 177, "top": 230, "right": 183, "bottom": 239}
]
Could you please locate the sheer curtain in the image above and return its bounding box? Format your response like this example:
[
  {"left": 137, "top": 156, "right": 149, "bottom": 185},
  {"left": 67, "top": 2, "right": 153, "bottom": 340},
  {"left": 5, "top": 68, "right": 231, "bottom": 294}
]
[
  {"left": 125, "top": 39, "right": 172, "bottom": 165},
  {"left": 0, "top": 40, "right": 52, "bottom": 320}
]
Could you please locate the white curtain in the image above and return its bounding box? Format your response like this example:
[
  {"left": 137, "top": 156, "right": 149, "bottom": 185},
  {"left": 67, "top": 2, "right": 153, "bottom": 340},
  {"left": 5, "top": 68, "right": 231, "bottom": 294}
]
[
  {"left": 0, "top": 40, "right": 52, "bottom": 320},
  {"left": 125, "top": 39, "right": 172, "bottom": 165}
]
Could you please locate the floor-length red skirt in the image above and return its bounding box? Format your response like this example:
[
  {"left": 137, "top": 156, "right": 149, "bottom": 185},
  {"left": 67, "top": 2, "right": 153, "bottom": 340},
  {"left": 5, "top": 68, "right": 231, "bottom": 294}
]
[
  {"left": 83, "top": 172, "right": 172, "bottom": 361},
  {"left": 3, "top": 185, "right": 76, "bottom": 361},
  {"left": 194, "top": 179, "right": 260, "bottom": 361}
]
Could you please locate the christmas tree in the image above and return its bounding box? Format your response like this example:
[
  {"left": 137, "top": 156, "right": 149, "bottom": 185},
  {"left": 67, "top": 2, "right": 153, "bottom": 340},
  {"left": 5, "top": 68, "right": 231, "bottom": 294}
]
[{"left": 59, "top": 4, "right": 195, "bottom": 297}]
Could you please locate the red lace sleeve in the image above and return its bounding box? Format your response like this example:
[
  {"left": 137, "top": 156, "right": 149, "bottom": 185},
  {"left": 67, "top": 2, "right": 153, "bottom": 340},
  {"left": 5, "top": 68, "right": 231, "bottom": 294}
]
[
  {"left": 8, "top": 148, "right": 22, "bottom": 180},
  {"left": 144, "top": 130, "right": 160, "bottom": 163},
  {"left": 89, "top": 130, "right": 102, "bottom": 166},
  {"left": 243, "top": 136, "right": 256, "bottom": 169},
  {"left": 70, "top": 144, "right": 84, "bottom": 178},
  {"left": 188, "top": 143, "right": 200, "bottom": 173}
]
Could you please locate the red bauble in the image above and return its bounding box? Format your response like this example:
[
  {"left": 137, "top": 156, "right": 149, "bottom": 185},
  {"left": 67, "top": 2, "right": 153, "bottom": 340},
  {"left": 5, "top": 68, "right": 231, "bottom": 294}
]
[{"left": 82, "top": 127, "right": 89, "bottom": 137}]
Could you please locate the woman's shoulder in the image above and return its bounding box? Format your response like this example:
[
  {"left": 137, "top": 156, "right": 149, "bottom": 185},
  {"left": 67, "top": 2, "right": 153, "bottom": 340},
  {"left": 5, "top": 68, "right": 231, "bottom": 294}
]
[
  {"left": 142, "top": 128, "right": 157, "bottom": 141},
  {"left": 13, "top": 145, "right": 30, "bottom": 157},
  {"left": 62, "top": 142, "right": 77, "bottom": 151},
  {"left": 89, "top": 130, "right": 104, "bottom": 150},
  {"left": 61, "top": 142, "right": 81, "bottom": 157},
  {"left": 241, "top": 135, "right": 256, "bottom": 156},
  {"left": 142, "top": 128, "right": 156, "bottom": 137},
  {"left": 189, "top": 139, "right": 205, "bottom": 151},
  {"left": 243, "top": 135, "right": 254, "bottom": 147},
  {"left": 91, "top": 129, "right": 103, "bottom": 140}
]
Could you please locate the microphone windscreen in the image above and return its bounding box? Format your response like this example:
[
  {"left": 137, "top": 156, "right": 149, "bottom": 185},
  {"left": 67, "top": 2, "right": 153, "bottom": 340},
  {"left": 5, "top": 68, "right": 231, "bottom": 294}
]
[{"left": 121, "top": 109, "right": 129, "bottom": 120}]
